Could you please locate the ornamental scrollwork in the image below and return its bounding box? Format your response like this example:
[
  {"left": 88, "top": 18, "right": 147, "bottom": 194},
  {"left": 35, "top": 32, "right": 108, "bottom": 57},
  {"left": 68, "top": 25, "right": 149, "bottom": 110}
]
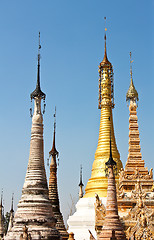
[{"left": 119, "top": 167, "right": 153, "bottom": 181}]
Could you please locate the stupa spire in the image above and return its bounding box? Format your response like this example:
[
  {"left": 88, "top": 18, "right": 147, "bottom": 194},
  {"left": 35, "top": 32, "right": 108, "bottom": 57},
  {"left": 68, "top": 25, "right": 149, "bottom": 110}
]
[
  {"left": 105, "top": 126, "right": 117, "bottom": 167},
  {"left": 5, "top": 34, "right": 60, "bottom": 240},
  {"left": 117, "top": 53, "right": 153, "bottom": 224},
  {"left": 79, "top": 165, "right": 84, "bottom": 199},
  {"left": 49, "top": 108, "right": 68, "bottom": 240},
  {"left": 30, "top": 32, "right": 46, "bottom": 101},
  {"left": 7, "top": 194, "right": 14, "bottom": 232},
  {"left": 101, "top": 17, "right": 111, "bottom": 67},
  {"left": 11, "top": 193, "right": 14, "bottom": 212},
  {"left": 125, "top": 52, "right": 144, "bottom": 169},
  {"left": 49, "top": 107, "right": 58, "bottom": 160},
  {"left": 126, "top": 52, "right": 139, "bottom": 102},
  {"left": 84, "top": 20, "right": 123, "bottom": 198},
  {"left": 99, "top": 136, "right": 126, "bottom": 240},
  {"left": 0, "top": 192, "right": 3, "bottom": 238}
]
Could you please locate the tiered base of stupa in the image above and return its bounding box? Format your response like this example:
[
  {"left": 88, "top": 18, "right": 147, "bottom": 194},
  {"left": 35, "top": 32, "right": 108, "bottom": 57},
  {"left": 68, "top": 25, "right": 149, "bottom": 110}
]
[
  {"left": 5, "top": 224, "right": 59, "bottom": 240},
  {"left": 5, "top": 194, "right": 60, "bottom": 240},
  {"left": 54, "top": 210, "right": 69, "bottom": 239},
  {"left": 67, "top": 197, "right": 107, "bottom": 240}
]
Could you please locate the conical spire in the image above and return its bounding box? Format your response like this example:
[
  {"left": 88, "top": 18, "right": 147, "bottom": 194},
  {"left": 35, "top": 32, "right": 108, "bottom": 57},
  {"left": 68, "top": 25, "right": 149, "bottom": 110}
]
[
  {"left": 5, "top": 35, "right": 60, "bottom": 240},
  {"left": 124, "top": 53, "right": 147, "bottom": 171},
  {"left": 7, "top": 194, "right": 14, "bottom": 232},
  {"left": 98, "top": 137, "right": 126, "bottom": 240},
  {"left": 84, "top": 26, "right": 122, "bottom": 197},
  {"left": 79, "top": 165, "right": 84, "bottom": 199},
  {"left": 79, "top": 165, "right": 84, "bottom": 187},
  {"left": 100, "top": 33, "right": 111, "bottom": 67},
  {"left": 117, "top": 55, "right": 153, "bottom": 220},
  {"left": 100, "top": 18, "right": 112, "bottom": 67},
  {"left": 49, "top": 107, "right": 58, "bottom": 160},
  {"left": 30, "top": 32, "right": 46, "bottom": 100},
  {"left": 0, "top": 192, "right": 3, "bottom": 238},
  {"left": 126, "top": 52, "right": 139, "bottom": 102},
  {"left": 105, "top": 127, "right": 116, "bottom": 167},
  {"left": 49, "top": 109, "right": 68, "bottom": 240},
  {"left": 10, "top": 193, "right": 14, "bottom": 213}
]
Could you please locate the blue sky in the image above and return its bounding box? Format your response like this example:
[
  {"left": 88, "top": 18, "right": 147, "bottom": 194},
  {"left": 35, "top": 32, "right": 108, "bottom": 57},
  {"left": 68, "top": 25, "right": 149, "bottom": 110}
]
[{"left": 0, "top": 1, "right": 153, "bottom": 223}]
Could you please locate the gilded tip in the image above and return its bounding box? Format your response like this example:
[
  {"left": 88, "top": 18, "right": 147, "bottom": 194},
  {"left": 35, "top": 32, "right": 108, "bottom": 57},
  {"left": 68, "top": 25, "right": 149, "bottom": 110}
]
[
  {"left": 99, "top": 17, "right": 112, "bottom": 67},
  {"left": 100, "top": 31, "right": 111, "bottom": 67}
]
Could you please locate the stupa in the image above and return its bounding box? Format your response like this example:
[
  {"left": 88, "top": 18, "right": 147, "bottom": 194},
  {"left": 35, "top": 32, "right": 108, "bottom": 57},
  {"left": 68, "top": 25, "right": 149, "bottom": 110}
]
[
  {"left": 98, "top": 132, "right": 126, "bottom": 240},
  {"left": 48, "top": 109, "right": 69, "bottom": 240},
  {"left": 68, "top": 24, "right": 123, "bottom": 239},
  {"left": 117, "top": 52, "right": 154, "bottom": 221},
  {"left": 5, "top": 33, "right": 60, "bottom": 240}
]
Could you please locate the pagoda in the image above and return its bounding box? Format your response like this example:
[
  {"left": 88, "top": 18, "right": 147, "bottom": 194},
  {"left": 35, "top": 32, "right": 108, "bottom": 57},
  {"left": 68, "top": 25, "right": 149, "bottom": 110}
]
[
  {"left": 48, "top": 109, "right": 68, "bottom": 240},
  {"left": 117, "top": 52, "right": 154, "bottom": 234},
  {"left": 98, "top": 132, "right": 126, "bottom": 240},
  {"left": 5, "top": 33, "right": 60, "bottom": 240},
  {"left": 68, "top": 23, "right": 123, "bottom": 239}
]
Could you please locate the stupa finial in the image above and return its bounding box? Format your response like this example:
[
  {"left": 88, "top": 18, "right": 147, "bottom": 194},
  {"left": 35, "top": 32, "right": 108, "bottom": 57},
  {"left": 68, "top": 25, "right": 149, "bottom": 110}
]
[
  {"left": 49, "top": 107, "right": 59, "bottom": 159},
  {"left": 79, "top": 165, "right": 84, "bottom": 199},
  {"left": 79, "top": 165, "right": 84, "bottom": 187},
  {"left": 100, "top": 17, "right": 111, "bottom": 67},
  {"left": 126, "top": 52, "right": 139, "bottom": 103},
  {"left": 30, "top": 32, "right": 46, "bottom": 100},
  {"left": 11, "top": 193, "right": 14, "bottom": 212},
  {"left": 104, "top": 17, "right": 107, "bottom": 59},
  {"left": 105, "top": 118, "right": 116, "bottom": 167}
]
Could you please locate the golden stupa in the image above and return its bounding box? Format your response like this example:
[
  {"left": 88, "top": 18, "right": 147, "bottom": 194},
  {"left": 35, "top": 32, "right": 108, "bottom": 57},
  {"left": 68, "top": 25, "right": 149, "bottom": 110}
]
[{"left": 84, "top": 32, "right": 123, "bottom": 198}]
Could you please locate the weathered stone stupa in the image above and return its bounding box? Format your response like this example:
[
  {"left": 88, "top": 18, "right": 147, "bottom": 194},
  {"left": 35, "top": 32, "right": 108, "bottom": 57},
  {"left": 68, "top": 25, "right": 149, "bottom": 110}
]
[
  {"left": 68, "top": 25, "right": 123, "bottom": 239},
  {"left": 5, "top": 34, "right": 60, "bottom": 240},
  {"left": 48, "top": 110, "right": 68, "bottom": 240},
  {"left": 98, "top": 133, "right": 126, "bottom": 240}
]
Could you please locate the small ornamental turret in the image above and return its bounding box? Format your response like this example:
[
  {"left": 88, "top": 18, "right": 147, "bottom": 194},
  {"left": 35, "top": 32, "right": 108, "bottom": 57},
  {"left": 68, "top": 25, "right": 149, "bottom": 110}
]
[
  {"left": 49, "top": 108, "right": 69, "bottom": 240},
  {"left": 99, "top": 120, "right": 126, "bottom": 240},
  {"left": 0, "top": 193, "right": 4, "bottom": 238},
  {"left": 7, "top": 194, "right": 14, "bottom": 232},
  {"left": 5, "top": 33, "right": 60, "bottom": 240},
  {"left": 79, "top": 165, "right": 84, "bottom": 199}
]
